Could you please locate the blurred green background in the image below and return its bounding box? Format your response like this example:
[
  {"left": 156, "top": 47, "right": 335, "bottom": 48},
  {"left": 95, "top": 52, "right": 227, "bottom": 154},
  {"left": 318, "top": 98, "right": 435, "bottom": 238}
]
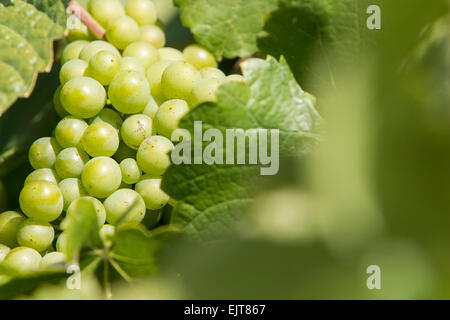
[{"left": 1, "top": 0, "right": 449, "bottom": 299}]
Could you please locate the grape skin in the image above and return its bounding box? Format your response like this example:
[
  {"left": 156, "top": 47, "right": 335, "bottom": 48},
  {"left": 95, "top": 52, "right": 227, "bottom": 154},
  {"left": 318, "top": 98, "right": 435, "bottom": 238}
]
[
  {"left": 190, "top": 77, "right": 223, "bottom": 107},
  {"left": 183, "top": 44, "right": 217, "bottom": 69},
  {"left": 16, "top": 219, "right": 55, "bottom": 253},
  {"left": 109, "top": 71, "right": 151, "bottom": 114},
  {"left": 55, "top": 147, "right": 90, "bottom": 179},
  {"left": 104, "top": 189, "right": 146, "bottom": 226},
  {"left": 120, "top": 158, "right": 142, "bottom": 184},
  {"left": 135, "top": 175, "right": 169, "bottom": 210},
  {"left": 53, "top": 86, "right": 69, "bottom": 118},
  {"left": 88, "top": 0, "right": 125, "bottom": 28},
  {"left": 106, "top": 16, "right": 140, "bottom": 50},
  {"left": 59, "top": 59, "right": 88, "bottom": 85},
  {"left": 146, "top": 60, "right": 173, "bottom": 104},
  {"left": 161, "top": 61, "right": 200, "bottom": 101},
  {"left": 58, "top": 178, "right": 88, "bottom": 211},
  {"left": 55, "top": 116, "right": 88, "bottom": 148},
  {"left": 140, "top": 25, "right": 166, "bottom": 48},
  {"left": 0, "top": 244, "right": 10, "bottom": 263},
  {"left": 60, "top": 77, "right": 106, "bottom": 119},
  {"left": 61, "top": 40, "right": 90, "bottom": 65},
  {"left": 99, "top": 224, "right": 115, "bottom": 247},
  {"left": 89, "top": 108, "right": 124, "bottom": 132},
  {"left": 86, "top": 50, "right": 121, "bottom": 85},
  {"left": 40, "top": 252, "right": 66, "bottom": 270},
  {"left": 155, "top": 99, "right": 190, "bottom": 138},
  {"left": 19, "top": 181, "right": 64, "bottom": 222},
  {"left": 199, "top": 67, "right": 226, "bottom": 81},
  {"left": 137, "top": 136, "right": 174, "bottom": 175},
  {"left": 24, "top": 168, "right": 60, "bottom": 186},
  {"left": 2, "top": 247, "right": 42, "bottom": 273},
  {"left": 79, "top": 40, "right": 121, "bottom": 63},
  {"left": 120, "top": 57, "right": 146, "bottom": 74},
  {"left": 28, "top": 137, "right": 61, "bottom": 170},
  {"left": 142, "top": 96, "right": 160, "bottom": 119},
  {"left": 56, "top": 232, "right": 68, "bottom": 254},
  {"left": 81, "top": 157, "right": 122, "bottom": 199},
  {"left": 0, "top": 211, "right": 26, "bottom": 247},
  {"left": 120, "top": 114, "right": 153, "bottom": 150},
  {"left": 226, "top": 74, "right": 246, "bottom": 83},
  {"left": 125, "top": 0, "right": 157, "bottom": 26},
  {"left": 81, "top": 122, "right": 120, "bottom": 157},
  {"left": 123, "top": 41, "right": 159, "bottom": 69},
  {"left": 158, "top": 47, "right": 185, "bottom": 62},
  {"left": 66, "top": 197, "right": 106, "bottom": 228}
]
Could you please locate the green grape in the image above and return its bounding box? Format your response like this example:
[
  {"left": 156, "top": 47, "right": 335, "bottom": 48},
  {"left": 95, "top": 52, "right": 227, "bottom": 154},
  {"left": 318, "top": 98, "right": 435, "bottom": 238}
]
[
  {"left": 106, "top": 16, "right": 140, "bottom": 50},
  {"left": 29, "top": 137, "right": 61, "bottom": 170},
  {"left": 155, "top": 99, "right": 189, "bottom": 138},
  {"left": 40, "top": 252, "right": 65, "bottom": 270},
  {"left": 55, "top": 147, "right": 90, "bottom": 179},
  {"left": 86, "top": 50, "right": 121, "bottom": 85},
  {"left": 59, "top": 59, "right": 88, "bottom": 85},
  {"left": 113, "top": 142, "right": 137, "bottom": 163},
  {"left": 66, "top": 197, "right": 106, "bottom": 228},
  {"left": 89, "top": 108, "right": 123, "bottom": 132},
  {"left": 137, "top": 136, "right": 174, "bottom": 175},
  {"left": 53, "top": 86, "right": 69, "bottom": 118},
  {"left": 104, "top": 189, "right": 146, "bottom": 226},
  {"left": 81, "top": 157, "right": 122, "bottom": 198},
  {"left": 120, "top": 114, "right": 153, "bottom": 150},
  {"left": 55, "top": 232, "right": 68, "bottom": 254},
  {"left": 120, "top": 57, "right": 145, "bottom": 74},
  {"left": 226, "top": 74, "right": 246, "bottom": 83},
  {"left": 108, "top": 71, "right": 150, "bottom": 114},
  {"left": 55, "top": 116, "right": 88, "bottom": 148},
  {"left": 88, "top": 0, "right": 125, "bottom": 28},
  {"left": 24, "top": 168, "right": 60, "bottom": 185},
  {"left": 123, "top": 41, "right": 159, "bottom": 69},
  {"left": 158, "top": 47, "right": 185, "bottom": 62},
  {"left": 79, "top": 40, "right": 121, "bottom": 62},
  {"left": 119, "top": 158, "right": 142, "bottom": 184},
  {"left": 58, "top": 178, "right": 88, "bottom": 211},
  {"left": 99, "top": 224, "right": 115, "bottom": 247},
  {"left": 61, "top": 40, "right": 90, "bottom": 65},
  {"left": 81, "top": 122, "right": 119, "bottom": 157},
  {"left": 142, "top": 96, "right": 159, "bottom": 119},
  {"left": 0, "top": 244, "right": 10, "bottom": 263},
  {"left": 146, "top": 60, "right": 172, "bottom": 104},
  {"left": 60, "top": 77, "right": 106, "bottom": 119},
  {"left": 190, "top": 77, "right": 222, "bottom": 108},
  {"left": 0, "top": 211, "right": 26, "bottom": 247},
  {"left": 140, "top": 25, "right": 165, "bottom": 48},
  {"left": 135, "top": 174, "right": 169, "bottom": 210},
  {"left": 19, "top": 181, "right": 64, "bottom": 222},
  {"left": 161, "top": 61, "right": 200, "bottom": 100},
  {"left": 66, "top": 17, "right": 94, "bottom": 42},
  {"left": 2, "top": 247, "right": 41, "bottom": 273},
  {"left": 17, "top": 219, "right": 55, "bottom": 252},
  {"left": 199, "top": 67, "right": 226, "bottom": 81},
  {"left": 183, "top": 44, "right": 217, "bottom": 69},
  {"left": 125, "top": 0, "right": 157, "bottom": 26}
]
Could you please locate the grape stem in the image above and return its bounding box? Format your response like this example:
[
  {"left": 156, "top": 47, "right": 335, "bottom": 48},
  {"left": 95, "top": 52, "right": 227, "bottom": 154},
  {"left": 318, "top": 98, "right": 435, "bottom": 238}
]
[{"left": 67, "top": 0, "right": 106, "bottom": 40}]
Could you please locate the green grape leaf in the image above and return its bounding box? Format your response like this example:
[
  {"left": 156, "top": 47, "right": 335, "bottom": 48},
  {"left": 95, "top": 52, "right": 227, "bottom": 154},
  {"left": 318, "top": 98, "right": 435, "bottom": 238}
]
[
  {"left": 25, "top": 0, "right": 69, "bottom": 26},
  {"left": 111, "top": 225, "right": 180, "bottom": 279},
  {"left": 0, "top": 0, "right": 64, "bottom": 115},
  {"left": 174, "top": 0, "right": 278, "bottom": 59},
  {"left": 163, "top": 56, "right": 321, "bottom": 240},
  {"left": 0, "top": 270, "right": 66, "bottom": 300},
  {"left": 257, "top": 0, "right": 376, "bottom": 91},
  {"left": 65, "top": 198, "right": 102, "bottom": 262}
]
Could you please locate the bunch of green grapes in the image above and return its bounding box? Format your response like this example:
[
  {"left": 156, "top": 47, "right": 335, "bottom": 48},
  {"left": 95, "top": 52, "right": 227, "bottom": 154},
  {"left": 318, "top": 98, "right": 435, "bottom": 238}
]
[{"left": 0, "top": 0, "right": 246, "bottom": 274}]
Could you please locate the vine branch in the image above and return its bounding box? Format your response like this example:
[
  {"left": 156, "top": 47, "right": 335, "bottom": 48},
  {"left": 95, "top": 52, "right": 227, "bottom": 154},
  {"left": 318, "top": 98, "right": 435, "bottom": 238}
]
[{"left": 67, "top": 0, "right": 106, "bottom": 40}]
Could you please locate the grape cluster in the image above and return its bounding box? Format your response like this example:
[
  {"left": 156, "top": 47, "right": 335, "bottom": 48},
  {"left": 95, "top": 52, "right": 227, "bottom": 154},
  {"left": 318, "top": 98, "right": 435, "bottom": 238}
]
[{"left": 0, "top": 0, "right": 246, "bottom": 274}]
